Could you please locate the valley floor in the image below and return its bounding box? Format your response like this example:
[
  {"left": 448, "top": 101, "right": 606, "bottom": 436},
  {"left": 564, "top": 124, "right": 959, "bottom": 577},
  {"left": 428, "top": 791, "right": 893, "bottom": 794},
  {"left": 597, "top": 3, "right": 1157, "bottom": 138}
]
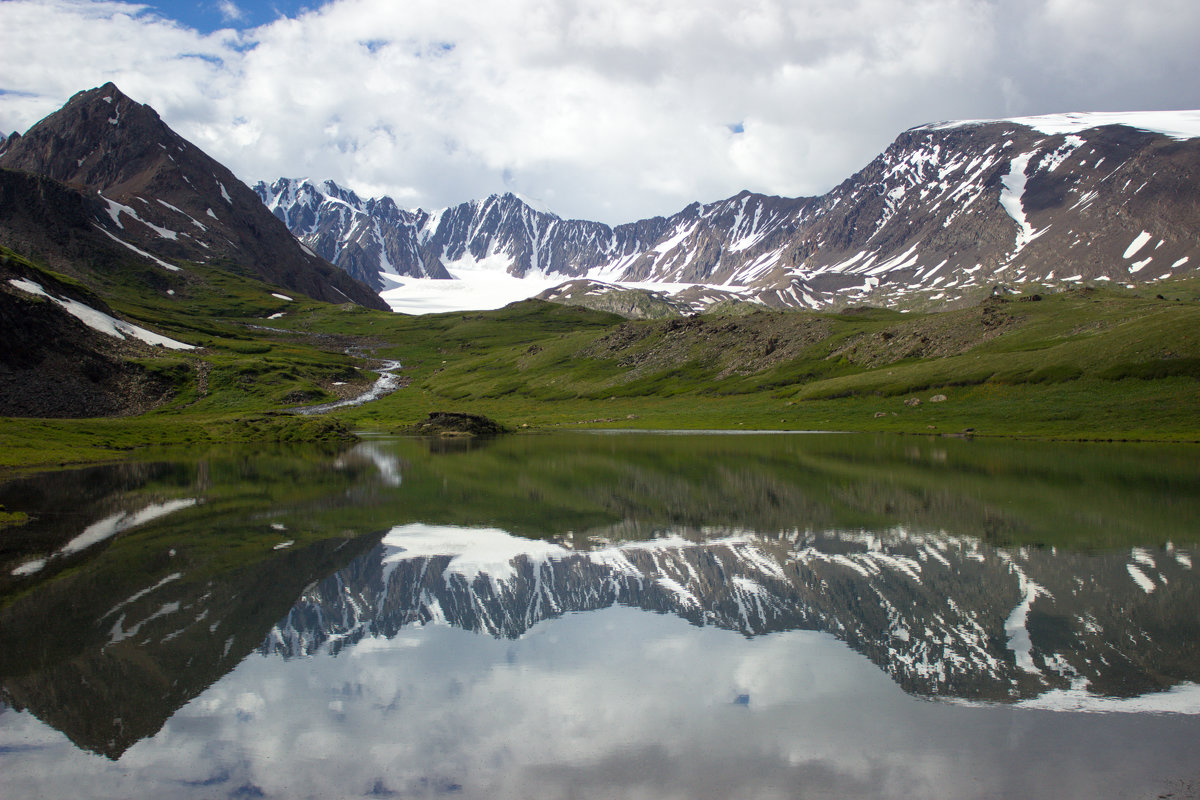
[{"left": 2, "top": 258, "right": 1199, "bottom": 477}]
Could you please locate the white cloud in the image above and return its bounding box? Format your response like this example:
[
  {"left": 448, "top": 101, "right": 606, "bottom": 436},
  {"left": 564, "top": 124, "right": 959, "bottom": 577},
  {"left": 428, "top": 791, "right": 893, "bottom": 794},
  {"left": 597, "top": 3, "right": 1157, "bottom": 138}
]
[
  {"left": 217, "top": 0, "right": 245, "bottom": 23},
  {"left": 2, "top": 0, "right": 1199, "bottom": 223}
]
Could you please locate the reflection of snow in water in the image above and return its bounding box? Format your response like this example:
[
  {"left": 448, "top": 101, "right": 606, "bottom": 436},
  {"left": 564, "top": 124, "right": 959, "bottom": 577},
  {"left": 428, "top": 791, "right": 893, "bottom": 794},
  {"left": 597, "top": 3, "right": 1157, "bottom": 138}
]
[
  {"left": 273, "top": 522, "right": 1200, "bottom": 718},
  {"left": 1003, "top": 561, "right": 1047, "bottom": 674},
  {"left": 9, "top": 499, "right": 197, "bottom": 576},
  {"left": 1016, "top": 680, "right": 1200, "bottom": 714},
  {"left": 292, "top": 360, "right": 403, "bottom": 415}
]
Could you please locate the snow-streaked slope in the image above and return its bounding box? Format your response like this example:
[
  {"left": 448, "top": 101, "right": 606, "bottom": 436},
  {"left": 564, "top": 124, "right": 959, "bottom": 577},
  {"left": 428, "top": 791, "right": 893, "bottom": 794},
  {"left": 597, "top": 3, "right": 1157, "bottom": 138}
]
[{"left": 262, "top": 109, "right": 1200, "bottom": 314}]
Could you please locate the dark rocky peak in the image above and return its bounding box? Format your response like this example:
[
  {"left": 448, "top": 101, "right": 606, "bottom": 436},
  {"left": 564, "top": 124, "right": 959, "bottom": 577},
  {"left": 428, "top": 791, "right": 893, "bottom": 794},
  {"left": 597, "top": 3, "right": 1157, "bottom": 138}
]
[
  {"left": 364, "top": 193, "right": 408, "bottom": 222},
  {"left": 257, "top": 177, "right": 329, "bottom": 232},
  {"left": 0, "top": 81, "right": 250, "bottom": 214},
  {"left": 493, "top": 191, "right": 561, "bottom": 220},
  {"left": 458, "top": 191, "right": 538, "bottom": 224},
  {"left": 0, "top": 83, "right": 181, "bottom": 195},
  {"left": 0, "top": 85, "right": 388, "bottom": 310}
]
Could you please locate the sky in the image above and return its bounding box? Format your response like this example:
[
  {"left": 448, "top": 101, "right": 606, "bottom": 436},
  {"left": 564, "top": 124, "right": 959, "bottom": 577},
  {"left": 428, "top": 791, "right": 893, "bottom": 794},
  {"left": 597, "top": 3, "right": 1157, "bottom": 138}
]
[{"left": 2, "top": 0, "right": 1200, "bottom": 224}]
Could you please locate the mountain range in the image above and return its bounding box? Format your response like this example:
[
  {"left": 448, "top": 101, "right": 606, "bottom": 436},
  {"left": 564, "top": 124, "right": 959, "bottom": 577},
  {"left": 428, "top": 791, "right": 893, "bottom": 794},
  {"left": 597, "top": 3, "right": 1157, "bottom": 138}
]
[
  {"left": 258, "top": 111, "right": 1200, "bottom": 314},
  {"left": 3, "top": 83, "right": 1197, "bottom": 321}
]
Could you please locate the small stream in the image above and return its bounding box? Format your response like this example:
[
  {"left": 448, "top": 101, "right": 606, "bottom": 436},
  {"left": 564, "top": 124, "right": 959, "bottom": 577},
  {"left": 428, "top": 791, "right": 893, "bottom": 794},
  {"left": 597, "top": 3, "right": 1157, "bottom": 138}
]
[{"left": 291, "top": 359, "right": 404, "bottom": 415}]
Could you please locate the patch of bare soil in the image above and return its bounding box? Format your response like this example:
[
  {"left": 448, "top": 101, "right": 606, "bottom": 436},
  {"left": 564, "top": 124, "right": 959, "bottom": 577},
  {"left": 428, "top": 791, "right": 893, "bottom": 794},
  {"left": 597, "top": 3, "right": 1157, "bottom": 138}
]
[
  {"left": 829, "top": 298, "right": 1020, "bottom": 368},
  {"left": 578, "top": 312, "right": 834, "bottom": 378}
]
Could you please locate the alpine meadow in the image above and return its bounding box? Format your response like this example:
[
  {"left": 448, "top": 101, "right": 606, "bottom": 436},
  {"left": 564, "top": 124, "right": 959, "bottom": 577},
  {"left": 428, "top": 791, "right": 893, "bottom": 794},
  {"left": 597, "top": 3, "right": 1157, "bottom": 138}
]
[{"left": 3, "top": 2, "right": 1200, "bottom": 796}]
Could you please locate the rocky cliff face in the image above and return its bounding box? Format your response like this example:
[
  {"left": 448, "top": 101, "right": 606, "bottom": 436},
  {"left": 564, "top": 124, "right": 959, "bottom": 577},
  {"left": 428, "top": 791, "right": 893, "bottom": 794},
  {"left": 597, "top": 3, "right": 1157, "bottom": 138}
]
[
  {"left": 256, "top": 177, "right": 446, "bottom": 290},
  {"left": 261, "top": 111, "right": 1200, "bottom": 312},
  {"left": 0, "top": 83, "right": 388, "bottom": 310}
]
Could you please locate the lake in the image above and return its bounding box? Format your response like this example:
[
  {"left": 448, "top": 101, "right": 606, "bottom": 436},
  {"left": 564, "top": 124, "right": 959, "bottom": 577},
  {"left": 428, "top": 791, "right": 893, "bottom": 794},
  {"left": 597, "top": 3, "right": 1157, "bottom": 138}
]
[{"left": 1, "top": 432, "right": 1198, "bottom": 799}]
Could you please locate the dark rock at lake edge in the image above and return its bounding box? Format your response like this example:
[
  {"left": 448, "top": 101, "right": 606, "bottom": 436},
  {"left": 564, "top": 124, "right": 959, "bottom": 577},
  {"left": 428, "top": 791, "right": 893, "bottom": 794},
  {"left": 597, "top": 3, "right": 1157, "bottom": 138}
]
[{"left": 407, "top": 411, "right": 508, "bottom": 437}]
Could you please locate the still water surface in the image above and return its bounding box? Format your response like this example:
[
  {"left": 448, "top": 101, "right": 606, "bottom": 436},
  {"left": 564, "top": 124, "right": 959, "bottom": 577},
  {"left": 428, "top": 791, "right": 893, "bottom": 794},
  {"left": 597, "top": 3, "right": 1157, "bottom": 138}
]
[{"left": 1, "top": 432, "right": 1198, "bottom": 799}]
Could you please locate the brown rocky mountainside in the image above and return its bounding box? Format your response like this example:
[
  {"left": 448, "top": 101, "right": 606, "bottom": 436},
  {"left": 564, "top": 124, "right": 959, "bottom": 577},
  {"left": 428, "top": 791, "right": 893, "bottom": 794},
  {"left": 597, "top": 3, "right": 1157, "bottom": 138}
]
[
  {"left": 0, "top": 83, "right": 387, "bottom": 311},
  {"left": 0, "top": 246, "right": 182, "bottom": 417},
  {"left": 260, "top": 113, "right": 1200, "bottom": 313}
]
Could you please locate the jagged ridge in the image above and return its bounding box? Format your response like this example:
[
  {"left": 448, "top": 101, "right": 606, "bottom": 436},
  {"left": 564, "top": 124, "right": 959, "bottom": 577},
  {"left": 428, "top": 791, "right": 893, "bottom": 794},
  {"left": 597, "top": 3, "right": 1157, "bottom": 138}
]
[{"left": 261, "top": 111, "right": 1200, "bottom": 312}]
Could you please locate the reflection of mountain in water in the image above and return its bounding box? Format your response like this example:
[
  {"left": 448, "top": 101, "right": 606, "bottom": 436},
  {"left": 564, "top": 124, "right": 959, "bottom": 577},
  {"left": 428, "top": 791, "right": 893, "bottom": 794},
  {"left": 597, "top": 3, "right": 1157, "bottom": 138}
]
[
  {"left": 265, "top": 526, "right": 1200, "bottom": 704},
  {"left": 0, "top": 530, "right": 384, "bottom": 760},
  {"left": 5, "top": 435, "right": 1200, "bottom": 765}
]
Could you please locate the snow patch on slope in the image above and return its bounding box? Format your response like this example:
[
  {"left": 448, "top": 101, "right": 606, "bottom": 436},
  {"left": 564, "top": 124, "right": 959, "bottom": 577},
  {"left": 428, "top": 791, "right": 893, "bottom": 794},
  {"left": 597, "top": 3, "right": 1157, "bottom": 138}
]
[
  {"left": 999, "top": 153, "right": 1046, "bottom": 260},
  {"left": 1123, "top": 231, "right": 1152, "bottom": 260},
  {"left": 8, "top": 278, "right": 195, "bottom": 349},
  {"left": 93, "top": 225, "right": 182, "bottom": 272},
  {"left": 928, "top": 110, "right": 1200, "bottom": 141}
]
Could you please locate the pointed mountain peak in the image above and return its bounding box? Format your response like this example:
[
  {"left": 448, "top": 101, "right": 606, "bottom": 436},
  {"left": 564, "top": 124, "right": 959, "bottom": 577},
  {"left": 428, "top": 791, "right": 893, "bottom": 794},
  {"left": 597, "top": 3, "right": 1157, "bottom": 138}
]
[
  {"left": 495, "top": 190, "right": 559, "bottom": 218},
  {"left": 58, "top": 82, "right": 164, "bottom": 131},
  {"left": 319, "top": 179, "right": 364, "bottom": 207},
  {"left": 68, "top": 81, "right": 133, "bottom": 106},
  {"left": 1, "top": 86, "right": 388, "bottom": 311},
  {"left": 0, "top": 81, "right": 176, "bottom": 193}
]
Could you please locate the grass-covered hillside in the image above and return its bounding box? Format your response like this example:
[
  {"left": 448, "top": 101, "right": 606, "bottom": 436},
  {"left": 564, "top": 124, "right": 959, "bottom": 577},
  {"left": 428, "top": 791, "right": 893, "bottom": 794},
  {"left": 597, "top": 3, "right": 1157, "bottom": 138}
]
[
  {"left": 338, "top": 280, "right": 1200, "bottom": 441},
  {"left": 2, "top": 232, "right": 1200, "bottom": 473}
]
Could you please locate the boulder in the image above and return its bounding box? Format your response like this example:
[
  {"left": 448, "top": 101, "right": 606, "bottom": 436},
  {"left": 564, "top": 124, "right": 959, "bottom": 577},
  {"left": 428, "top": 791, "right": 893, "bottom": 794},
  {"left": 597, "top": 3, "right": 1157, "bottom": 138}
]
[{"left": 408, "top": 411, "right": 507, "bottom": 437}]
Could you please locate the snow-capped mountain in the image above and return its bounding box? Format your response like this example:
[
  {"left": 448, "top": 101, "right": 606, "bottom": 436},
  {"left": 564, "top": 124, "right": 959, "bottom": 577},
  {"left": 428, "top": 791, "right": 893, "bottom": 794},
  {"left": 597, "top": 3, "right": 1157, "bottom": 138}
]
[
  {"left": 261, "top": 110, "right": 1200, "bottom": 314},
  {"left": 255, "top": 177, "right": 448, "bottom": 289},
  {"left": 264, "top": 524, "right": 1200, "bottom": 705},
  {"left": 255, "top": 180, "right": 674, "bottom": 294}
]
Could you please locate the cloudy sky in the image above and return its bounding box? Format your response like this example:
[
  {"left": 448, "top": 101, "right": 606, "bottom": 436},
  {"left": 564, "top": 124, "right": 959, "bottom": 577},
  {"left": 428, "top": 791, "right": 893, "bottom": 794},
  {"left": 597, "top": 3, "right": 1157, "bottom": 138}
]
[{"left": 2, "top": 0, "right": 1199, "bottom": 223}]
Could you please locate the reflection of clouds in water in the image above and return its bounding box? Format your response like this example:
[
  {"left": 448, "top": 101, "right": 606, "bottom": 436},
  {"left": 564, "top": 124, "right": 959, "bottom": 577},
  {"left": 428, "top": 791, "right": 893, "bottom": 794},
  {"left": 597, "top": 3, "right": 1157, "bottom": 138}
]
[
  {"left": 4, "top": 608, "right": 1200, "bottom": 799},
  {"left": 334, "top": 442, "right": 404, "bottom": 487}
]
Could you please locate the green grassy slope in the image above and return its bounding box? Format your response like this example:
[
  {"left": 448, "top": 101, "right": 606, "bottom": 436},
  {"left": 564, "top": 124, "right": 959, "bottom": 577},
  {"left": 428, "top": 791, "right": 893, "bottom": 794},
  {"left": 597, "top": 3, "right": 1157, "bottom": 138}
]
[
  {"left": 335, "top": 283, "right": 1200, "bottom": 440},
  {"left": 0, "top": 245, "right": 370, "bottom": 467},
  {"left": 2, "top": 231, "right": 1200, "bottom": 474}
]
